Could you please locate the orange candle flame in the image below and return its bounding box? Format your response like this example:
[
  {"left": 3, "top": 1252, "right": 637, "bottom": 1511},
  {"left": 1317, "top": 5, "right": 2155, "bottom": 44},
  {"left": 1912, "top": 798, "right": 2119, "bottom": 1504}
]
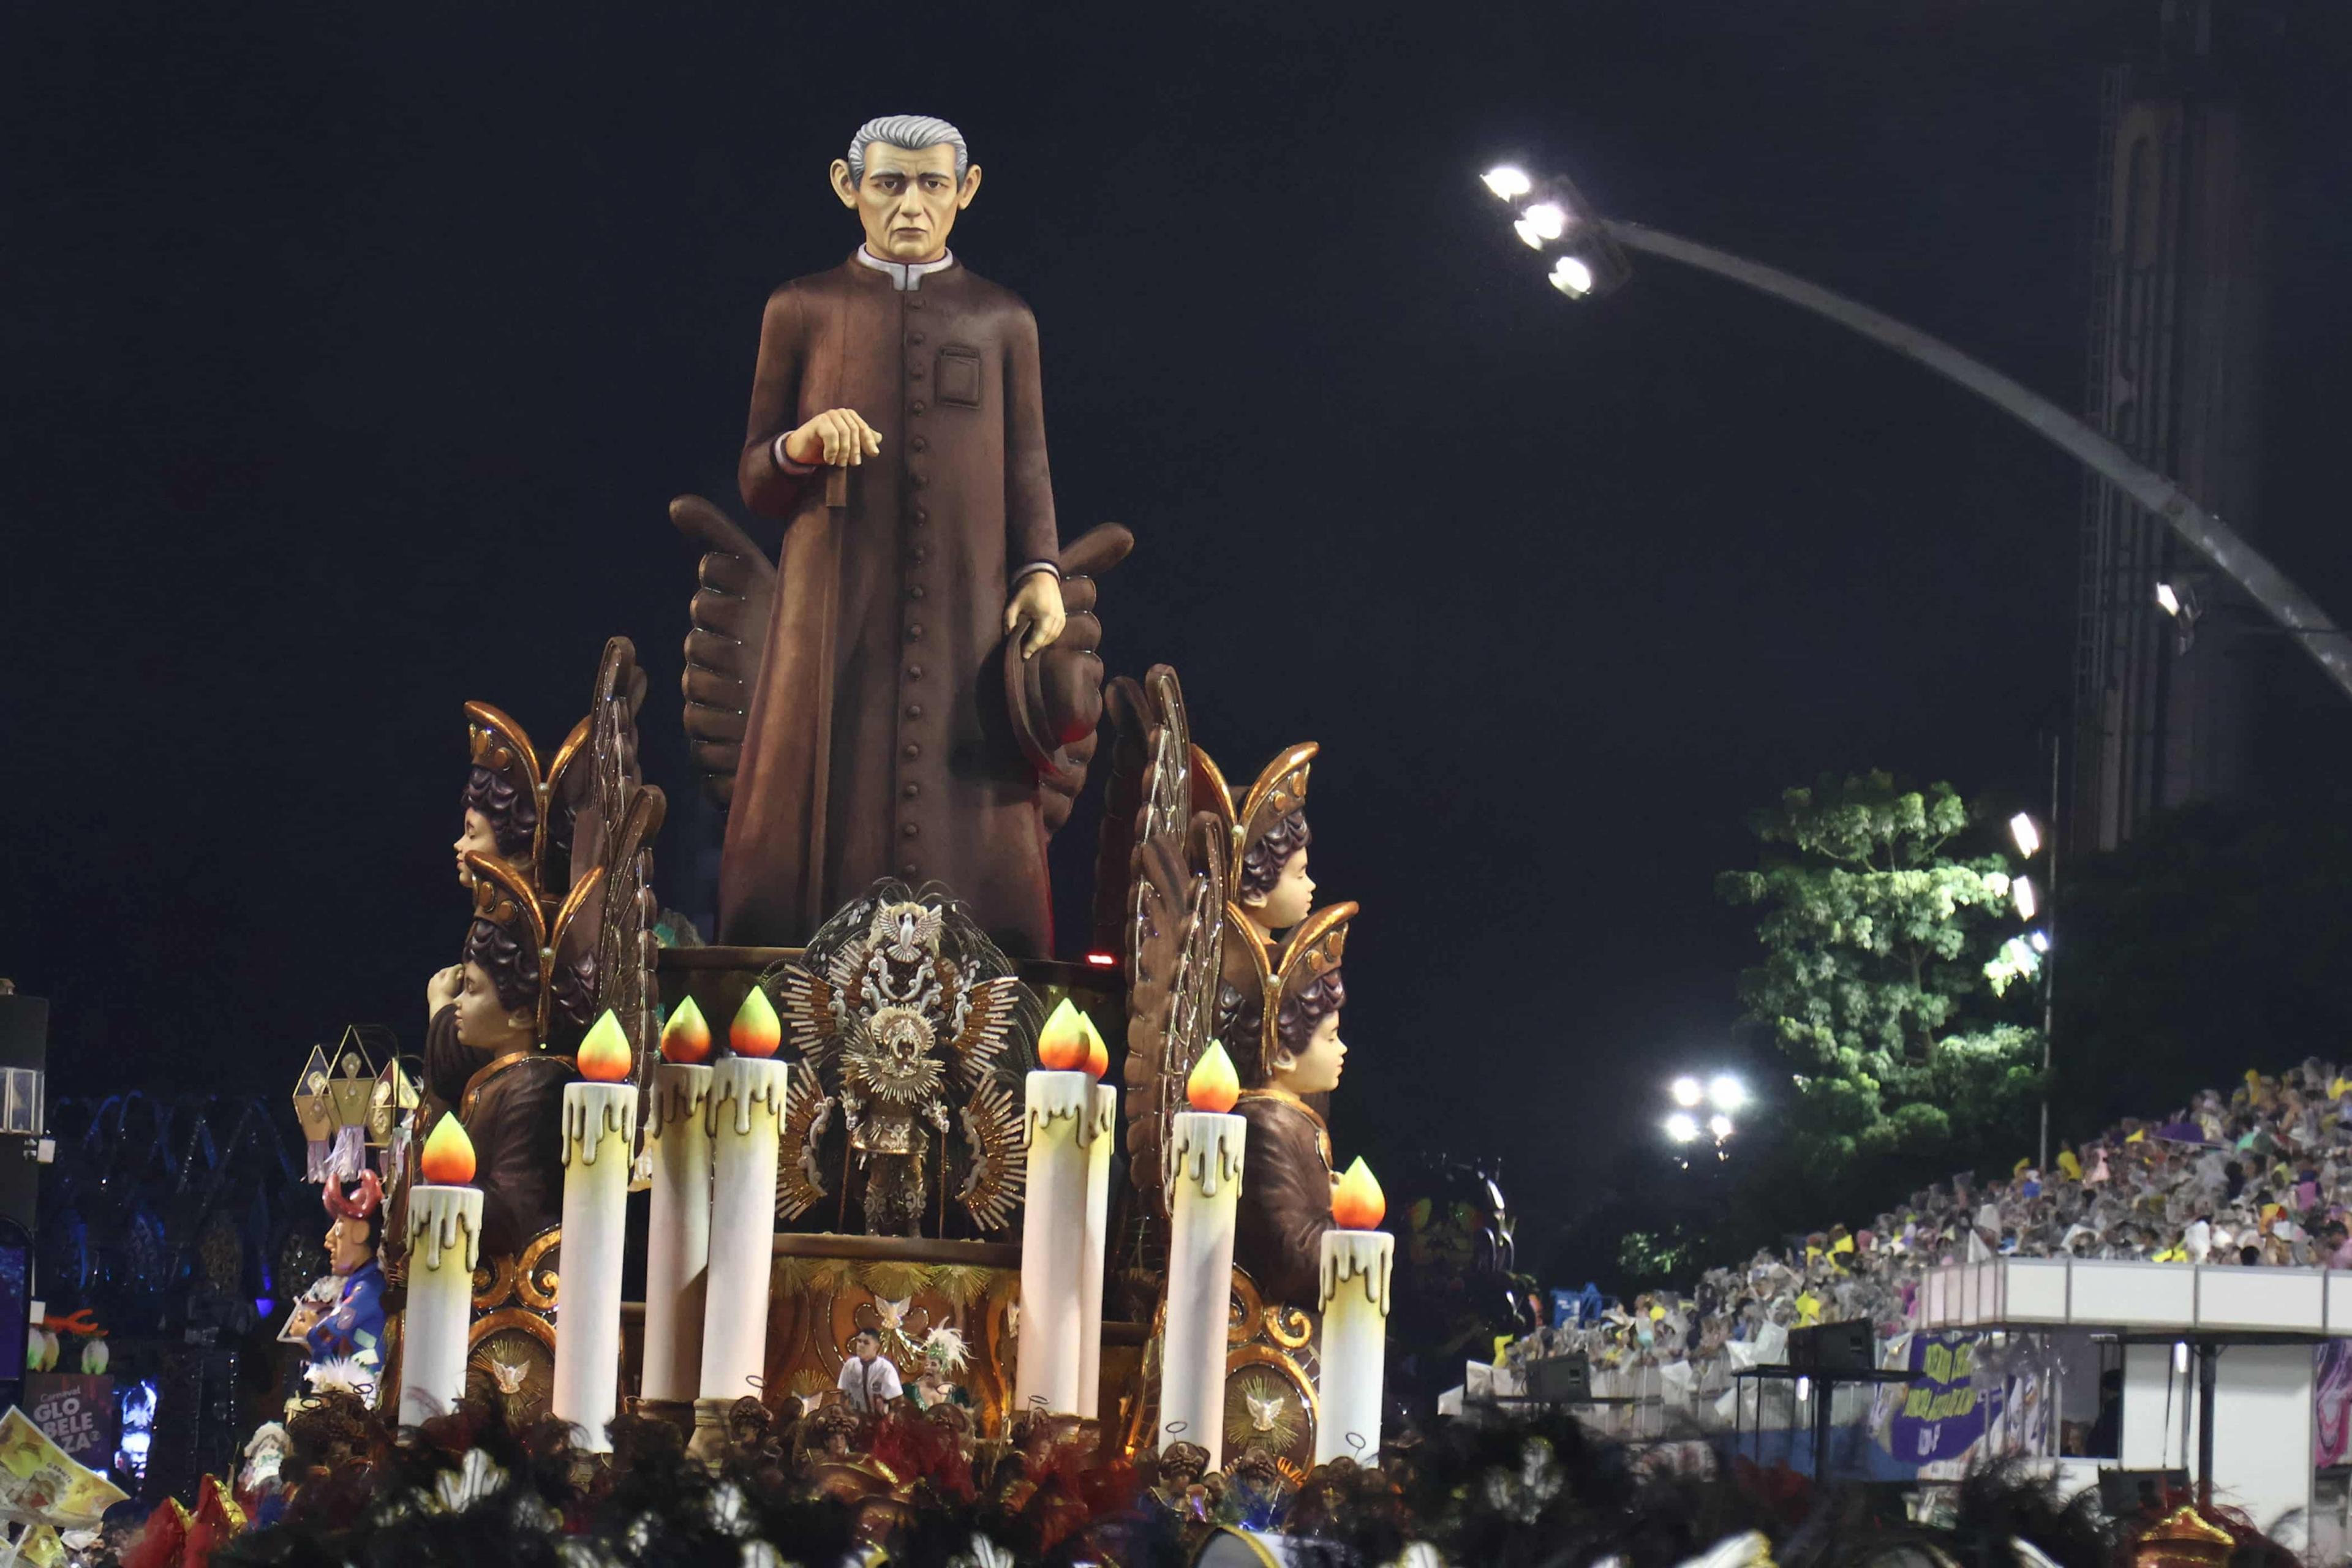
[
  {"left": 578, "top": 1009, "right": 633, "bottom": 1083},
  {"left": 731, "top": 986, "right": 782, "bottom": 1059},
  {"left": 420, "top": 1114, "right": 478, "bottom": 1186},
  {"left": 1186, "top": 1041, "right": 1240, "bottom": 1114},
  {"left": 660, "top": 996, "right": 712, "bottom": 1065},
  {"left": 1330, "top": 1156, "right": 1387, "bottom": 1230},
  {"left": 1037, "top": 998, "right": 1088, "bottom": 1071},
  {"left": 1082, "top": 1014, "right": 1110, "bottom": 1080}
]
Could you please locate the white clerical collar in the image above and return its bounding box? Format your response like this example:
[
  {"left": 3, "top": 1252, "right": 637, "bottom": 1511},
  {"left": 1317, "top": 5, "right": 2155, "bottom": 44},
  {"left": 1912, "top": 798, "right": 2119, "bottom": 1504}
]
[{"left": 857, "top": 246, "right": 955, "bottom": 291}]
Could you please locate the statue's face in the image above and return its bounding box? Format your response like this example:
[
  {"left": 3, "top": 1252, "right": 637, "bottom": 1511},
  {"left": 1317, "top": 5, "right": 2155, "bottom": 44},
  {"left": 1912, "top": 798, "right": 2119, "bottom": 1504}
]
[
  {"left": 832, "top": 141, "right": 980, "bottom": 263},
  {"left": 325, "top": 1216, "right": 373, "bottom": 1275},
  {"left": 454, "top": 809, "right": 498, "bottom": 887},
  {"left": 1243, "top": 847, "right": 1314, "bottom": 933},
  {"left": 1272, "top": 1009, "right": 1346, "bottom": 1096},
  {"left": 454, "top": 960, "right": 534, "bottom": 1054}
]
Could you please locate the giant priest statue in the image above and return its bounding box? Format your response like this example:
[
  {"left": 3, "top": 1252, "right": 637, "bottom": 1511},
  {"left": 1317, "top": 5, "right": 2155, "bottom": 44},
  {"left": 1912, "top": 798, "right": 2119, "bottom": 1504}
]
[{"left": 690, "top": 113, "right": 1111, "bottom": 957}]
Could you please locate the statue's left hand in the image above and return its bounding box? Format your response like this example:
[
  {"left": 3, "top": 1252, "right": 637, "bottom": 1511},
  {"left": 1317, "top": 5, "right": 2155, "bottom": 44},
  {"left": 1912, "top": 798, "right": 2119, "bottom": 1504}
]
[{"left": 1004, "top": 573, "right": 1066, "bottom": 658}]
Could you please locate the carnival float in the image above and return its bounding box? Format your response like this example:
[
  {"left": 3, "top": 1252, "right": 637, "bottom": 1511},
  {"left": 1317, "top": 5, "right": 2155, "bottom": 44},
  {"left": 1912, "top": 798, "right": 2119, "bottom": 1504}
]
[
  {"left": 218, "top": 108, "right": 1402, "bottom": 1537},
  {"left": 2, "top": 109, "right": 2304, "bottom": 1568}
]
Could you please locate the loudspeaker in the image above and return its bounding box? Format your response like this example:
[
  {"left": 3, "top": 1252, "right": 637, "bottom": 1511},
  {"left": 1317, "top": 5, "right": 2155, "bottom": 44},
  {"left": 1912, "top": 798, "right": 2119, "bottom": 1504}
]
[
  {"left": 1787, "top": 1320, "right": 1875, "bottom": 1376},
  {"left": 2097, "top": 1467, "right": 2186, "bottom": 1515},
  {"left": 1527, "top": 1353, "right": 1591, "bottom": 1403}
]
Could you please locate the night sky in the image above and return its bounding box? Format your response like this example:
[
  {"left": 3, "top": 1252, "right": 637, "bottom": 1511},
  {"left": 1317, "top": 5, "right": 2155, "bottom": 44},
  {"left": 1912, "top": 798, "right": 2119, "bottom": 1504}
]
[{"left": 7, "top": 0, "right": 2351, "bottom": 1269}]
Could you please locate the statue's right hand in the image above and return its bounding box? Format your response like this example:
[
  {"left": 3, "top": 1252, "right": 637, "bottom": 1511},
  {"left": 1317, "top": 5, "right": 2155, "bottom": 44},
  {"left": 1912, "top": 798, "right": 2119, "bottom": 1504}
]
[
  {"left": 426, "top": 965, "right": 462, "bottom": 1016},
  {"left": 785, "top": 409, "right": 882, "bottom": 467}
]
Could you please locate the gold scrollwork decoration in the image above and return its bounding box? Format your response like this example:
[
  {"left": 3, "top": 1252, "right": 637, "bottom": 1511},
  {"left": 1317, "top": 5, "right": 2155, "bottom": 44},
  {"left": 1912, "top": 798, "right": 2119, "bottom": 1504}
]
[
  {"left": 1227, "top": 1268, "right": 1265, "bottom": 1348},
  {"left": 472, "top": 1251, "right": 521, "bottom": 1312},
  {"left": 515, "top": 1227, "right": 562, "bottom": 1310},
  {"left": 1262, "top": 1302, "right": 1314, "bottom": 1351},
  {"left": 469, "top": 1306, "right": 557, "bottom": 1355}
]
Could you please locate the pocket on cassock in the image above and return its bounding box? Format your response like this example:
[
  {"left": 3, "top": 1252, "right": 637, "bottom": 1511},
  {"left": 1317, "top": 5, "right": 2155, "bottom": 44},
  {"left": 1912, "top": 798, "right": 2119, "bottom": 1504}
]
[{"left": 935, "top": 347, "right": 984, "bottom": 409}]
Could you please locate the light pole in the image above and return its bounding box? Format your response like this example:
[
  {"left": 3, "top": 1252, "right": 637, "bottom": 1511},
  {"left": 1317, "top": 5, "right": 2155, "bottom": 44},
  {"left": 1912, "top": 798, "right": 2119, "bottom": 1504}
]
[
  {"left": 1479, "top": 167, "right": 2352, "bottom": 707},
  {"left": 1664, "top": 1072, "right": 1745, "bottom": 1163},
  {"left": 2010, "top": 804, "right": 2055, "bottom": 1173}
]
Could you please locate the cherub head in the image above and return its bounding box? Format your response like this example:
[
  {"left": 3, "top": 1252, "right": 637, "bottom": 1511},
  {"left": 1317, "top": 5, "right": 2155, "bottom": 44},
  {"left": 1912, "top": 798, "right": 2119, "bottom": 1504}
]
[
  {"left": 1156, "top": 1440, "right": 1211, "bottom": 1489},
  {"left": 455, "top": 769, "right": 535, "bottom": 889},
  {"left": 1238, "top": 811, "right": 1314, "bottom": 937},
  {"left": 831, "top": 116, "right": 981, "bottom": 265},
  {"left": 1268, "top": 966, "right": 1346, "bottom": 1096},
  {"left": 453, "top": 930, "right": 537, "bottom": 1056}
]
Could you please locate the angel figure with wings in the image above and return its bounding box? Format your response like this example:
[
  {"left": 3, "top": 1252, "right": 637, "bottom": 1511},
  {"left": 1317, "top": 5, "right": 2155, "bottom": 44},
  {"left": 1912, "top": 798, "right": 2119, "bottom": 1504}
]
[{"left": 766, "top": 882, "right": 1042, "bottom": 1236}]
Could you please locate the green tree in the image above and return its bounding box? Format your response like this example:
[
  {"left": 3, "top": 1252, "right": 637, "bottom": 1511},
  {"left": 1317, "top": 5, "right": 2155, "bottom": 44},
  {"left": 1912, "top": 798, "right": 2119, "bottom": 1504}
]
[{"left": 1717, "top": 772, "right": 2044, "bottom": 1185}]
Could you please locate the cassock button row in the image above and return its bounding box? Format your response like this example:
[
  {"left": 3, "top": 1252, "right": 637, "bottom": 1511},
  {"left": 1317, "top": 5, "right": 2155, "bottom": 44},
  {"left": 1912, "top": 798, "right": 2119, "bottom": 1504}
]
[
  {"left": 905, "top": 704, "right": 922, "bottom": 718},
  {"left": 914, "top": 508, "right": 928, "bottom": 523},
  {"left": 911, "top": 401, "right": 926, "bottom": 415},
  {"left": 903, "top": 782, "right": 920, "bottom": 797},
  {"left": 909, "top": 331, "right": 925, "bottom": 344},
  {"left": 902, "top": 862, "right": 921, "bottom": 878},
  {"left": 905, "top": 665, "right": 923, "bottom": 680},
  {"left": 910, "top": 547, "right": 929, "bottom": 564},
  {"left": 908, "top": 297, "right": 924, "bottom": 309},
  {"left": 911, "top": 364, "right": 925, "bottom": 380},
  {"left": 908, "top": 584, "right": 925, "bottom": 600},
  {"left": 902, "top": 823, "right": 920, "bottom": 839},
  {"left": 911, "top": 474, "right": 928, "bottom": 489},
  {"left": 906, "top": 624, "right": 924, "bottom": 641},
  {"left": 903, "top": 743, "right": 921, "bottom": 760},
  {"left": 911, "top": 436, "right": 927, "bottom": 452}
]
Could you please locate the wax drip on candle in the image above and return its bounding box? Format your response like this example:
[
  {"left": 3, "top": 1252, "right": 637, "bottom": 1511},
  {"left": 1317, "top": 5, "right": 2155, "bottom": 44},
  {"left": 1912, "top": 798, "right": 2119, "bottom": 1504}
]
[
  {"left": 730, "top": 986, "right": 782, "bottom": 1058},
  {"left": 1080, "top": 1014, "right": 1110, "bottom": 1080},
  {"left": 1331, "top": 1156, "right": 1387, "bottom": 1229},
  {"left": 578, "top": 1009, "right": 634, "bottom": 1082},
  {"left": 420, "top": 1114, "right": 478, "bottom": 1185},
  {"left": 660, "top": 996, "right": 712, "bottom": 1064},
  {"left": 1038, "top": 998, "right": 1088, "bottom": 1070},
  {"left": 1186, "top": 1041, "right": 1241, "bottom": 1113}
]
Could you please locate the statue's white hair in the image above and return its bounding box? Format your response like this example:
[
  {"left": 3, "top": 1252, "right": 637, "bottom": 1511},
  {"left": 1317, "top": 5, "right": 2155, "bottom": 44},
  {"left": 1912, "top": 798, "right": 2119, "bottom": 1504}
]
[{"left": 846, "top": 114, "right": 970, "bottom": 183}]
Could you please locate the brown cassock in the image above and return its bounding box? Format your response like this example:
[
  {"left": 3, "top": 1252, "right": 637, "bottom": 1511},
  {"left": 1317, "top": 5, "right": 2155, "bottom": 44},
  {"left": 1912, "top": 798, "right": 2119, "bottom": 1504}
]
[
  {"left": 423, "top": 1006, "right": 574, "bottom": 1260},
  {"left": 725, "top": 251, "right": 1060, "bottom": 955},
  {"left": 1234, "top": 1090, "right": 1337, "bottom": 1310}
]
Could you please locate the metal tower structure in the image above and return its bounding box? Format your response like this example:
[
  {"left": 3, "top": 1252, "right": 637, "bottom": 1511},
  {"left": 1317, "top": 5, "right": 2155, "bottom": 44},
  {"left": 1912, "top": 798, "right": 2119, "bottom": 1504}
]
[{"left": 2070, "top": 0, "right": 2273, "bottom": 853}]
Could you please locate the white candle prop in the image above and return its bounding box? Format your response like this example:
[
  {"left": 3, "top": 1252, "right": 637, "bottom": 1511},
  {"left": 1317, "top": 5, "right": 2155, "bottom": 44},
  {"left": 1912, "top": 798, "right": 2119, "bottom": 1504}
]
[
  {"left": 551, "top": 1011, "right": 638, "bottom": 1452},
  {"left": 1017, "top": 1001, "right": 1117, "bottom": 1417},
  {"left": 1077, "top": 1079, "right": 1118, "bottom": 1415},
  {"left": 1157, "top": 1042, "right": 1246, "bottom": 1467},
  {"left": 1314, "top": 1158, "right": 1393, "bottom": 1466},
  {"left": 699, "top": 988, "right": 787, "bottom": 1404},
  {"left": 1016, "top": 1067, "right": 1092, "bottom": 1415},
  {"left": 641, "top": 997, "right": 715, "bottom": 1405},
  {"left": 401, "top": 1115, "right": 483, "bottom": 1428}
]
